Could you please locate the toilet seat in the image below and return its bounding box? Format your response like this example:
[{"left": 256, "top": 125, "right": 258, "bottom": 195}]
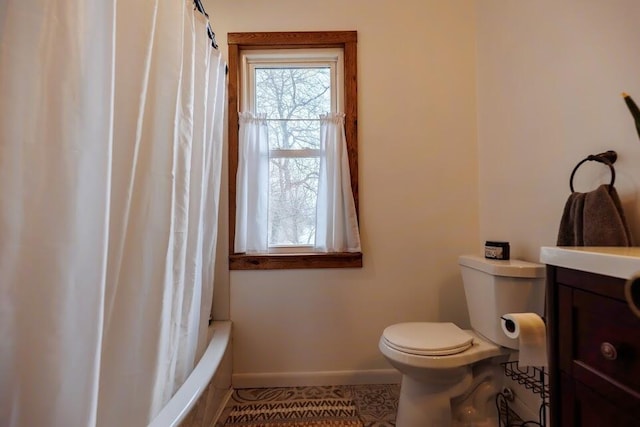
[{"left": 381, "top": 322, "right": 474, "bottom": 356}]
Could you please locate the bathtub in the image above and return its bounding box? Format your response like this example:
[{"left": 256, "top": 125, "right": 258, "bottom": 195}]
[{"left": 148, "top": 320, "right": 232, "bottom": 427}]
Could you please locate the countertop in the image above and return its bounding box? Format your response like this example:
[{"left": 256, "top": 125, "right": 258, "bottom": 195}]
[{"left": 540, "top": 246, "right": 640, "bottom": 279}]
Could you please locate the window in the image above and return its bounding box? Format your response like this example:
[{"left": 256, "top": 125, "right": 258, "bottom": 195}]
[
  {"left": 228, "top": 31, "right": 361, "bottom": 270},
  {"left": 246, "top": 49, "right": 340, "bottom": 250}
]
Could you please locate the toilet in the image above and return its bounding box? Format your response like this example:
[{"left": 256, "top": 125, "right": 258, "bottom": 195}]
[{"left": 379, "top": 255, "right": 545, "bottom": 427}]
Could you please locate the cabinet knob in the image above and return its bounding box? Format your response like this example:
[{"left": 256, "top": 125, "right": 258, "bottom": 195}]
[{"left": 600, "top": 342, "right": 618, "bottom": 361}]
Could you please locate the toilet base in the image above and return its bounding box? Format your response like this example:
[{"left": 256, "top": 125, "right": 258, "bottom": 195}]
[
  {"left": 396, "top": 369, "right": 472, "bottom": 427},
  {"left": 394, "top": 361, "right": 505, "bottom": 427}
]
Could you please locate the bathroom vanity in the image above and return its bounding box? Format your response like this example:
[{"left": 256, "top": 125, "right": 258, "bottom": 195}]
[{"left": 540, "top": 247, "right": 640, "bottom": 427}]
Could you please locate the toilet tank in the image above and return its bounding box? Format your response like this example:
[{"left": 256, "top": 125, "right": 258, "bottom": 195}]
[{"left": 459, "top": 255, "right": 545, "bottom": 349}]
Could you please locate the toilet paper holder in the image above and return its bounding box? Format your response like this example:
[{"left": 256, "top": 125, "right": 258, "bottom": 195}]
[
  {"left": 498, "top": 361, "right": 549, "bottom": 427},
  {"left": 497, "top": 313, "right": 549, "bottom": 426}
]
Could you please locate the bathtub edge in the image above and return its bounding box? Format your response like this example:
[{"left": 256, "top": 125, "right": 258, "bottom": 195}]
[{"left": 148, "top": 320, "right": 232, "bottom": 427}]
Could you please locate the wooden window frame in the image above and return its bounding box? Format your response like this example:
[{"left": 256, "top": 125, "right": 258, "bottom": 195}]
[{"left": 228, "top": 31, "right": 361, "bottom": 270}]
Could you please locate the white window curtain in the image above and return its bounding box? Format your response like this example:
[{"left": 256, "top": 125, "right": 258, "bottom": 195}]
[
  {"left": 235, "top": 112, "right": 269, "bottom": 253},
  {"left": 315, "top": 113, "right": 361, "bottom": 252}
]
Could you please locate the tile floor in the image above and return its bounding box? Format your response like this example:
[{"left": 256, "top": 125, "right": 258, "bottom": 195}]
[
  {"left": 216, "top": 384, "right": 400, "bottom": 427},
  {"left": 215, "top": 384, "right": 530, "bottom": 426}
]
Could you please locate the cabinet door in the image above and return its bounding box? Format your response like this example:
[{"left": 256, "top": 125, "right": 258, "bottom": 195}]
[
  {"left": 572, "top": 289, "right": 640, "bottom": 393},
  {"left": 573, "top": 379, "right": 638, "bottom": 427}
]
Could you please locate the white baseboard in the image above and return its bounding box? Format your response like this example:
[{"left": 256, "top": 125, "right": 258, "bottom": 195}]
[{"left": 232, "top": 369, "right": 401, "bottom": 389}]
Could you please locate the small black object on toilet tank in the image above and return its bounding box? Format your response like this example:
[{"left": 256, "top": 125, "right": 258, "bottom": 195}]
[{"left": 485, "top": 241, "right": 510, "bottom": 260}]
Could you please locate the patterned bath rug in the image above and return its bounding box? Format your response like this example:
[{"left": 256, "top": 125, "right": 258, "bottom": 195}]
[{"left": 223, "top": 398, "right": 364, "bottom": 427}]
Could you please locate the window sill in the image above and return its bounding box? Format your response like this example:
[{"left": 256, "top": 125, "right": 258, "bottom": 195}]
[{"left": 229, "top": 252, "right": 362, "bottom": 270}]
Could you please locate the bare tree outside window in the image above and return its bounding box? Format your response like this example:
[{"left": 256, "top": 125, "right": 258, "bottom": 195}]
[{"left": 255, "top": 67, "right": 331, "bottom": 247}]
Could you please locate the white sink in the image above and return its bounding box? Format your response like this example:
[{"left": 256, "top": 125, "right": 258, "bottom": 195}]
[{"left": 540, "top": 246, "right": 640, "bottom": 279}]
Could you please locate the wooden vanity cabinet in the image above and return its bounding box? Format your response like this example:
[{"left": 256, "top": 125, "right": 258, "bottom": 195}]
[{"left": 547, "top": 266, "right": 640, "bottom": 426}]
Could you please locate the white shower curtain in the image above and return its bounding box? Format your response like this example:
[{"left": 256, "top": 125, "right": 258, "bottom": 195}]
[{"left": 0, "top": 1, "right": 225, "bottom": 426}]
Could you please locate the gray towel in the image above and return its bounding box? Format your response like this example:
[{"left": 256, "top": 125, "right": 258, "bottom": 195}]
[{"left": 557, "top": 184, "right": 633, "bottom": 246}]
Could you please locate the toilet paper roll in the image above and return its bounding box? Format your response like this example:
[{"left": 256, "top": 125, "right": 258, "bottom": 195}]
[{"left": 501, "top": 313, "right": 547, "bottom": 368}]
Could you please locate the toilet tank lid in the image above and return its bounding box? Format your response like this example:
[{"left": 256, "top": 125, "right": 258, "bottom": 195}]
[{"left": 458, "top": 255, "right": 545, "bottom": 278}]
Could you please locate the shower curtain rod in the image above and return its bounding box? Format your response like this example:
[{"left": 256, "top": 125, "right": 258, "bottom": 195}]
[{"left": 193, "top": 0, "right": 218, "bottom": 49}]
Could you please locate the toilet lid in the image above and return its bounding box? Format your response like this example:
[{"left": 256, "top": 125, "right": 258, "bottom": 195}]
[{"left": 382, "top": 322, "right": 474, "bottom": 356}]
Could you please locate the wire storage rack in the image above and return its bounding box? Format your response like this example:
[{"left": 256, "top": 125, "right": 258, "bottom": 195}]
[{"left": 497, "top": 361, "right": 549, "bottom": 427}]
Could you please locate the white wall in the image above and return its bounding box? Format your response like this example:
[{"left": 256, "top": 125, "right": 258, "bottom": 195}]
[
  {"left": 476, "top": 1, "right": 640, "bottom": 419},
  {"left": 208, "top": 0, "right": 640, "bottom": 389},
  {"left": 207, "top": 0, "right": 479, "bottom": 385},
  {"left": 476, "top": 1, "right": 640, "bottom": 261}
]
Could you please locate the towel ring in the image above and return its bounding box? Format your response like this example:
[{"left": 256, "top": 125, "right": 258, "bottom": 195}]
[{"left": 569, "top": 150, "right": 617, "bottom": 193}]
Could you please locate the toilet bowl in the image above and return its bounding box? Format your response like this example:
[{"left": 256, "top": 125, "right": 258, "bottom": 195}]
[
  {"left": 379, "top": 323, "right": 509, "bottom": 426},
  {"left": 379, "top": 255, "right": 545, "bottom": 427}
]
